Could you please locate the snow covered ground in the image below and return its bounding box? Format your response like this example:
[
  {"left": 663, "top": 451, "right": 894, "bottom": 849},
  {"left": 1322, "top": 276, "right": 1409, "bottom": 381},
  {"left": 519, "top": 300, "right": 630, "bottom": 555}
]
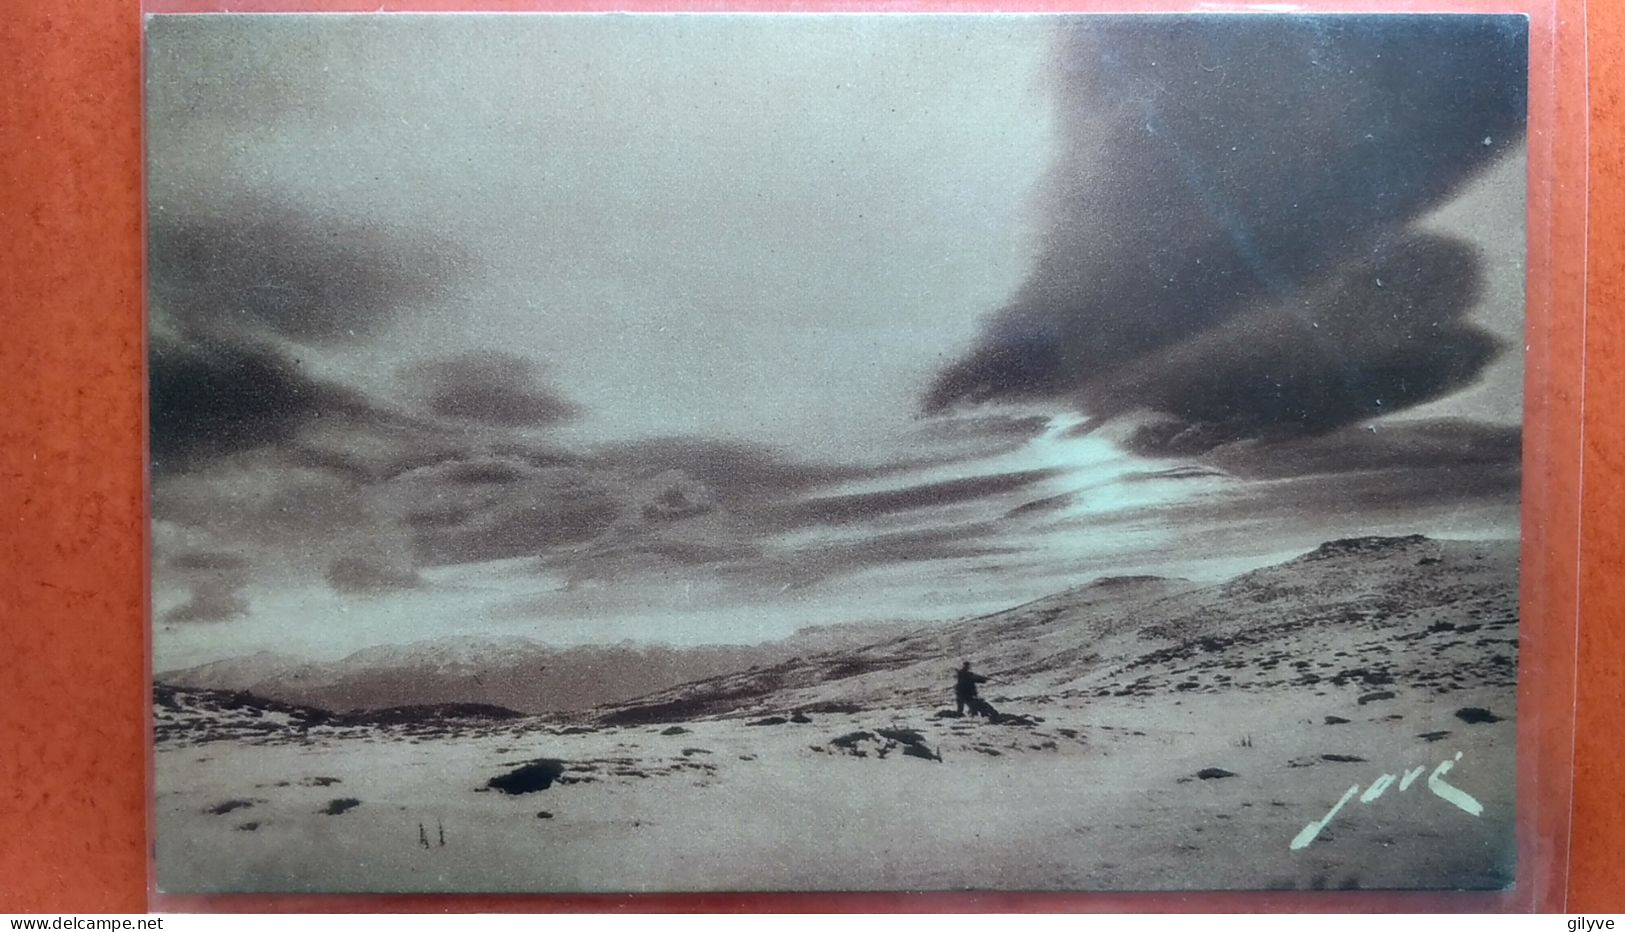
[
  {"left": 154, "top": 536, "right": 1519, "bottom": 893},
  {"left": 155, "top": 683, "right": 1515, "bottom": 893}
]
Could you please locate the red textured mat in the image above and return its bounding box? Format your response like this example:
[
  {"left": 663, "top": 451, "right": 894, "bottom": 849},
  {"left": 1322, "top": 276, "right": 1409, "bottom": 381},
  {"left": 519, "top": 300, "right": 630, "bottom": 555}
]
[{"left": 0, "top": 0, "right": 1615, "bottom": 912}]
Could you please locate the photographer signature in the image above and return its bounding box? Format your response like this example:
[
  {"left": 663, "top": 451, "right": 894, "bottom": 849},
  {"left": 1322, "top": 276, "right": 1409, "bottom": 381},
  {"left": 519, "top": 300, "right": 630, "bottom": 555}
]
[{"left": 1290, "top": 751, "right": 1483, "bottom": 850}]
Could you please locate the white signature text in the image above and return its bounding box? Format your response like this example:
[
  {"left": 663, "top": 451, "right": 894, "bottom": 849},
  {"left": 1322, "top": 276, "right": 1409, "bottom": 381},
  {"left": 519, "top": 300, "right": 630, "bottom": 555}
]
[{"left": 1290, "top": 751, "right": 1484, "bottom": 851}]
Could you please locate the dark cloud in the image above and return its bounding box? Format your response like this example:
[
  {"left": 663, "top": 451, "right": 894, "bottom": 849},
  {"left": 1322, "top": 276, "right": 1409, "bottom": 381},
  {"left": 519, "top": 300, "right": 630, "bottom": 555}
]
[
  {"left": 829, "top": 525, "right": 1027, "bottom": 568},
  {"left": 894, "top": 412, "right": 1060, "bottom": 466},
  {"left": 148, "top": 202, "right": 457, "bottom": 475},
  {"left": 1003, "top": 492, "right": 1076, "bottom": 520},
  {"left": 926, "top": 15, "right": 1527, "bottom": 453},
  {"left": 1056, "top": 452, "right": 1518, "bottom": 540},
  {"left": 485, "top": 444, "right": 583, "bottom": 470},
  {"left": 404, "top": 352, "right": 580, "bottom": 427},
  {"left": 718, "top": 523, "right": 1029, "bottom": 592},
  {"left": 1203, "top": 418, "right": 1521, "bottom": 480},
  {"left": 227, "top": 421, "right": 480, "bottom": 487},
  {"left": 639, "top": 472, "right": 718, "bottom": 523},
  {"left": 282, "top": 445, "right": 381, "bottom": 484},
  {"left": 373, "top": 443, "right": 579, "bottom": 483},
  {"left": 597, "top": 438, "right": 884, "bottom": 503},
  {"left": 766, "top": 469, "right": 1058, "bottom": 529},
  {"left": 1106, "top": 233, "right": 1499, "bottom": 455},
  {"left": 502, "top": 456, "right": 1053, "bottom": 591},
  {"left": 442, "top": 461, "right": 529, "bottom": 485},
  {"left": 1207, "top": 463, "right": 1520, "bottom": 528},
  {"left": 626, "top": 539, "right": 759, "bottom": 567},
  {"left": 324, "top": 556, "right": 422, "bottom": 594},
  {"left": 1119, "top": 465, "right": 1228, "bottom": 483},
  {"left": 148, "top": 205, "right": 452, "bottom": 345},
  {"left": 382, "top": 440, "right": 989, "bottom": 570},
  {"left": 365, "top": 452, "right": 621, "bottom": 565},
  {"left": 388, "top": 445, "right": 1054, "bottom": 580},
  {"left": 404, "top": 504, "right": 475, "bottom": 531},
  {"left": 259, "top": 476, "right": 370, "bottom": 533},
  {"left": 247, "top": 439, "right": 888, "bottom": 573},
  {"left": 167, "top": 550, "right": 249, "bottom": 571},
  {"left": 162, "top": 579, "right": 249, "bottom": 624},
  {"left": 162, "top": 544, "right": 253, "bottom": 616},
  {"left": 411, "top": 491, "right": 622, "bottom": 566},
  {"left": 542, "top": 532, "right": 766, "bottom": 586},
  {"left": 149, "top": 334, "right": 375, "bottom": 474},
  {"left": 912, "top": 414, "right": 1052, "bottom": 442},
  {"left": 151, "top": 467, "right": 404, "bottom": 588}
]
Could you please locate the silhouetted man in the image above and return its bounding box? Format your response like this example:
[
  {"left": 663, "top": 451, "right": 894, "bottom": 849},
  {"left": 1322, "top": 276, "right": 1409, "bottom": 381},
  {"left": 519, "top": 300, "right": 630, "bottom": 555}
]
[{"left": 955, "top": 661, "right": 990, "bottom": 717}]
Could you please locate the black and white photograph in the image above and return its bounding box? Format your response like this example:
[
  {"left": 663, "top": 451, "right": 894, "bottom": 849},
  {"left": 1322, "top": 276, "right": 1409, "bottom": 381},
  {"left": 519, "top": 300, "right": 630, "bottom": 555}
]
[{"left": 146, "top": 12, "right": 1529, "bottom": 894}]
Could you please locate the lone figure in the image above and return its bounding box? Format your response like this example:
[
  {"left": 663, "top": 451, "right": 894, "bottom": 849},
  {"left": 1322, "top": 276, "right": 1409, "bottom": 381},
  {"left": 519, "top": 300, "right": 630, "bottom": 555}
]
[{"left": 955, "top": 661, "right": 994, "bottom": 718}]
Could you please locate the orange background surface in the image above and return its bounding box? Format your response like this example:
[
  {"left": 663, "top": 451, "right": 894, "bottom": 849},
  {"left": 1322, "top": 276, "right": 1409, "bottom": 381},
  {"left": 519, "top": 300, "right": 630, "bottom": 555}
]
[{"left": 0, "top": 0, "right": 1618, "bottom": 913}]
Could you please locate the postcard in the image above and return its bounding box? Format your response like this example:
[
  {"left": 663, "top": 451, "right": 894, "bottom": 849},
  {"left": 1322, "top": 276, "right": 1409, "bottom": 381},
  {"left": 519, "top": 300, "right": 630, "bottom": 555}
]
[{"left": 147, "top": 12, "right": 1528, "bottom": 893}]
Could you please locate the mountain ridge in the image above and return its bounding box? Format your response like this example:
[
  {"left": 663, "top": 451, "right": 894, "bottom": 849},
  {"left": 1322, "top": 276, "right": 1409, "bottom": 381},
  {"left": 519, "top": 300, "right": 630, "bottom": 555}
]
[
  {"left": 156, "top": 535, "right": 1516, "bottom": 722},
  {"left": 156, "top": 620, "right": 921, "bottom": 714},
  {"left": 589, "top": 534, "right": 1516, "bottom": 723}
]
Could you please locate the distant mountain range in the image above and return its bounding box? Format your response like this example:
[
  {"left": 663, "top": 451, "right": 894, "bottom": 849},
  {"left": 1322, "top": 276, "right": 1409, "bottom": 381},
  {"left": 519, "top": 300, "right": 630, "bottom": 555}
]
[
  {"left": 156, "top": 623, "right": 914, "bottom": 714},
  {"left": 157, "top": 536, "right": 1517, "bottom": 722}
]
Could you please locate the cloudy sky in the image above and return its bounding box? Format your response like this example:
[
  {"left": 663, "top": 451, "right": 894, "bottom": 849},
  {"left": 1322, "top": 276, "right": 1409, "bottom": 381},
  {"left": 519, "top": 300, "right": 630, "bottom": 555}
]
[{"left": 146, "top": 13, "right": 1529, "bottom": 668}]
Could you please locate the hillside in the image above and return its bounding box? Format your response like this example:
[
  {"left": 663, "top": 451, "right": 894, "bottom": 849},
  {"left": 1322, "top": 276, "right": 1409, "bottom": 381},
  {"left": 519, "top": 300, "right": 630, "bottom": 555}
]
[
  {"left": 154, "top": 683, "right": 531, "bottom": 746},
  {"left": 154, "top": 535, "right": 1521, "bottom": 894},
  {"left": 595, "top": 535, "right": 1517, "bottom": 724},
  {"left": 157, "top": 623, "right": 915, "bottom": 714}
]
